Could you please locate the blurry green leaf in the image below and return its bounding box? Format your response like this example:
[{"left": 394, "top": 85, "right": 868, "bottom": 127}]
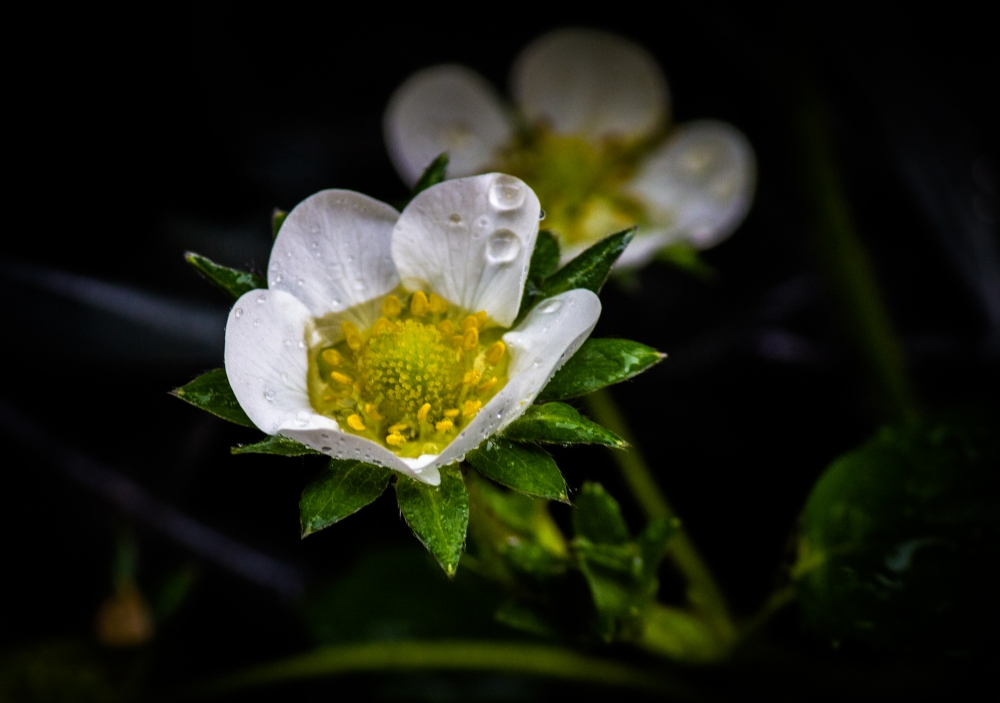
[
  {"left": 0, "top": 639, "right": 122, "bottom": 703},
  {"left": 466, "top": 438, "right": 567, "bottom": 502},
  {"left": 184, "top": 251, "right": 266, "bottom": 299},
  {"left": 573, "top": 482, "right": 630, "bottom": 545},
  {"left": 637, "top": 517, "right": 680, "bottom": 581},
  {"left": 534, "top": 227, "right": 635, "bottom": 299},
  {"left": 537, "top": 339, "right": 664, "bottom": 402},
  {"left": 504, "top": 403, "right": 624, "bottom": 448},
  {"left": 232, "top": 434, "right": 321, "bottom": 456},
  {"left": 271, "top": 208, "right": 288, "bottom": 239},
  {"left": 301, "top": 460, "right": 392, "bottom": 537},
  {"left": 396, "top": 465, "right": 469, "bottom": 576},
  {"left": 171, "top": 368, "right": 254, "bottom": 427},
  {"left": 152, "top": 566, "right": 198, "bottom": 624},
  {"left": 795, "top": 408, "right": 1000, "bottom": 654},
  {"left": 411, "top": 153, "right": 449, "bottom": 197},
  {"left": 518, "top": 231, "right": 561, "bottom": 316},
  {"left": 655, "top": 242, "right": 716, "bottom": 279},
  {"left": 494, "top": 600, "right": 559, "bottom": 638}
]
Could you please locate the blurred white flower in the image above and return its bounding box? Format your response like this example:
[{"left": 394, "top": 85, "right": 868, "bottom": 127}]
[
  {"left": 224, "top": 175, "right": 601, "bottom": 485},
  {"left": 385, "top": 28, "right": 756, "bottom": 268}
]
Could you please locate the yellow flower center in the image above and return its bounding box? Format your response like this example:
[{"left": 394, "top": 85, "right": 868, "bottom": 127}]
[{"left": 307, "top": 291, "right": 510, "bottom": 458}]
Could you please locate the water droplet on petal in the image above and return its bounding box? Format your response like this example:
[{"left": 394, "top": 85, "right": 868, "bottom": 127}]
[
  {"left": 234, "top": 308, "right": 243, "bottom": 318},
  {"left": 296, "top": 411, "right": 311, "bottom": 427},
  {"left": 486, "top": 229, "right": 521, "bottom": 264},
  {"left": 322, "top": 446, "right": 332, "bottom": 451},
  {"left": 489, "top": 175, "right": 526, "bottom": 210},
  {"left": 296, "top": 278, "right": 304, "bottom": 286},
  {"left": 264, "top": 389, "right": 275, "bottom": 401},
  {"left": 253, "top": 318, "right": 261, "bottom": 327},
  {"left": 539, "top": 209, "right": 546, "bottom": 220},
  {"left": 298, "top": 341, "right": 306, "bottom": 349},
  {"left": 275, "top": 274, "right": 283, "bottom": 283},
  {"left": 280, "top": 372, "right": 288, "bottom": 382},
  {"left": 539, "top": 299, "right": 562, "bottom": 314},
  {"left": 257, "top": 294, "right": 266, "bottom": 304},
  {"left": 283, "top": 339, "right": 292, "bottom": 348}
]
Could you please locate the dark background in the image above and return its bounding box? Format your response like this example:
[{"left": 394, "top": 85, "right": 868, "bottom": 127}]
[{"left": 2, "top": 4, "right": 997, "bottom": 701}]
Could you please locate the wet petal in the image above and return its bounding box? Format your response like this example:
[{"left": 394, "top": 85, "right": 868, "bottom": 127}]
[
  {"left": 627, "top": 120, "right": 756, "bottom": 250},
  {"left": 269, "top": 190, "right": 399, "bottom": 319},
  {"left": 511, "top": 28, "right": 669, "bottom": 140},
  {"left": 392, "top": 175, "right": 540, "bottom": 327},
  {"left": 385, "top": 65, "right": 514, "bottom": 186}
]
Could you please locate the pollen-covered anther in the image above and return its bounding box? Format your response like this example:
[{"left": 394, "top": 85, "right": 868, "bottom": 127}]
[
  {"left": 435, "top": 419, "right": 454, "bottom": 432},
  {"left": 410, "top": 291, "right": 429, "bottom": 317},
  {"left": 322, "top": 348, "right": 344, "bottom": 366},
  {"left": 372, "top": 317, "right": 394, "bottom": 335},
  {"left": 417, "top": 403, "right": 431, "bottom": 421},
  {"left": 386, "top": 432, "right": 406, "bottom": 446},
  {"left": 347, "top": 414, "right": 366, "bottom": 431},
  {"left": 438, "top": 319, "right": 455, "bottom": 336},
  {"left": 444, "top": 409, "right": 460, "bottom": 418},
  {"left": 475, "top": 311, "right": 487, "bottom": 328},
  {"left": 331, "top": 371, "right": 353, "bottom": 385},
  {"left": 428, "top": 293, "right": 448, "bottom": 314},
  {"left": 341, "top": 321, "right": 363, "bottom": 351},
  {"left": 389, "top": 422, "right": 409, "bottom": 434},
  {"left": 382, "top": 294, "right": 402, "bottom": 318},
  {"left": 462, "top": 315, "right": 479, "bottom": 332},
  {"left": 463, "top": 327, "right": 479, "bottom": 350},
  {"left": 477, "top": 377, "right": 497, "bottom": 393},
  {"left": 485, "top": 341, "right": 505, "bottom": 365},
  {"left": 364, "top": 403, "right": 383, "bottom": 421},
  {"left": 462, "top": 399, "right": 483, "bottom": 417}
]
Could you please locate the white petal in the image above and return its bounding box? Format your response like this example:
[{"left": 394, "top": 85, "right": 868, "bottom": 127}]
[
  {"left": 224, "top": 289, "right": 439, "bottom": 485},
  {"left": 627, "top": 120, "right": 756, "bottom": 250},
  {"left": 392, "top": 174, "right": 540, "bottom": 327},
  {"left": 269, "top": 190, "right": 400, "bottom": 319},
  {"left": 384, "top": 65, "right": 514, "bottom": 187},
  {"left": 511, "top": 28, "right": 669, "bottom": 140}
]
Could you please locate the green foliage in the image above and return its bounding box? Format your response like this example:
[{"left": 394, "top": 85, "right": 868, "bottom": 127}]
[
  {"left": 396, "top": 465, "right": 469, "bottom": 576},
  {"left": 232, "top": 435, "right": 321, "bottom": 456},
  {"left": 573, "top": 482, "right": 630, "bottom": 545},
  {"left": 171, "top": 369, "right": 254, "bottom": 427},
  {"left": 795, "top": 408, "right": 1000, "bottom": 653},
  {"left": 466, "top": 437, "right": 567, "bottom": 502},
  {"left": 519, "top": 231, "right": 561, "bottom": 316},
  {"left": 184, "top": 251, "right": 266, "bottom": 300},
  {"left": 537, "top": 339, "right": 664, "bottom": 402},
  {"left": 411, "top": 153, "right": 449, "bottom": 197},
  {"left": 271, "top": 208, "right": 287, "bottom": 239},
  {"left": 504, "top": 402, "right": 624, "bottom": 448},
  {"left": 656, "top": 242, "right": 715, "bottom": 279},
  {"left": 533, "top": 227, "right": 634, "bottom": 300},
  {"left": 300, "top": 460, "right": 393, "bottom": 537}
]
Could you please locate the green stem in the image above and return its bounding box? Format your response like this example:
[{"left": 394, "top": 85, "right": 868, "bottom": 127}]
[
  {"left": 585, "top": 388, "right": 736, "bottom": 643},
  {"left": 187, "top": 640, "right": 695, "bottom": 699}
]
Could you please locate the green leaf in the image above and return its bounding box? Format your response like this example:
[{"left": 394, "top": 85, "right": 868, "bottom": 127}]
[
  {"left": 411, "top": 153, "right": 449, "bottom": 197},
  {"left": 233, "top": 434, "right": 321, "bottom": 456},
  {"left": 171, "top": 368, "right": 254, "bottom": 427},
  {"left": 466, "top": 438, "right": 567, "bottom": 502},
  {"left": 573, "top": 482, "right": 630, "bottom": 545},
  {"left": 300, "top": 460, "right": 393, "bottom": 537},
  {"left": 537, "top": 339, "right": 665, "bottom": 402},
  {"left": 494, "top": 600, "right": 559, "bottom": 638},
  {"left": 396, "top": 465, "right": 469, "bottom": 576},
  {"left": 534, "top": 227, "right": 635, "bottom": 300},
  {"left": 504, "top": 403, "right": 625, "bottom": 447},
  {"left": 184, "top": 251, "right": 266, "bottom": 300},
  {"left": 637, "top": 517, "right": 680, "bottom": 581},
  {"left": 271, "top": 208, "right": 288, "bottom": 239},
  {"left": 528, "top": 230, "right": 560, "bottom": 282},
  {"left": 656, "top": 242, "right": 716, "bottom": 279}
]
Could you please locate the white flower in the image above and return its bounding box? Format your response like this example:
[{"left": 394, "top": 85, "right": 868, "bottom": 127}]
[
  {"left": 384, "top": 28, "right": 756, "bottom": 268},
  {"left": 224, "top": 175, "right": 601, "bottom": 486}
]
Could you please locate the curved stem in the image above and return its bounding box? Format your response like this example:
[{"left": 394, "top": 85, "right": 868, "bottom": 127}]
[
  {"left": 584, "top": 388, "right": 736, "bottom": 643},
  {"left": 187, "top": 640, "right": 695, "bottom": 699}
]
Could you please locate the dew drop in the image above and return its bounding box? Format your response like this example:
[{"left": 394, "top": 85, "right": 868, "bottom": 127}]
[
  {"left": 253, "top": 318, "right": 261, "bottom": 327},
  {"left": 322, "top": 446, "right": 332, "bottom": 452},
  {"left": 296, "top": 411, "right": 311, "bottom": 427},
  {"left": 486, "top": 229, "right": 521, "bottom": 264},
  {"left": 264, "top": 389, "right": 276, "bottom": 401},
  {"left": 298, "top": 340, "right": 306, "bottom": 348},
  {"left": 539, "top": 209, "right": 546, "bottom": 220},
  {"left": 234, "top": 308, "right": 243, "bottom": 318},
  {"left": 257, "top": 294, "right": 266, "bottom": 304},
  {"left": 274, "top": 274, "right": 283, "bottom": 283},
  {"left": 296, "top": 278, "right": 305, "bottom": 286},
  {"left": 283, "top": 339, "right": 292, "bottom": 348},
  {"left": 489, "top": 175, "right": 526, "bottom": 210},
  {"left": 539, "top": 299, "right": 562, "bottom": 314},
  {"left": 280, "top": 372, "right": 288, "bottom": 382},
  {"left": 449, "top": 213, "right": 462, "bottom": 223}
]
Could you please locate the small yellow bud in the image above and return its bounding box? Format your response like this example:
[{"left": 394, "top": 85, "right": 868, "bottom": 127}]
[
  {"left": 322, "top": 348, "right": 344, "bottom": 366},
  {"left": 417, "top": 403, "right": 431, "bottom": 421},
  {"left": 331, "top": 371, "right": 353, "bottom": 385},
  {"left": 428, "top": 293, "right": 448, "bottom": 314},
  {"left": 410, "top": 290, "right": 429, "bottom": 316},
  {"left": 485, "top": 341, "right": 505, "bottom": 365},
  {"left": 463, "top": 327, "right": 479, "bottom": 350},
  {"left": 435, "top": 419, "right": 454, "bottom": 432},
  {"left": 347, "top": 414, "right": 366, "bottom": 431},
  {"left": 381, "top": 294, "right": 402, "bottom": 318}
]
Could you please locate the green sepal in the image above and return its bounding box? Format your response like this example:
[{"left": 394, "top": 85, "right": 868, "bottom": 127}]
[
  {"left": 537, "top": 339, "right": 665, "bottom": 402},
  {"left": 300, "top": 459, "right": 393, "bottom": 537},
  {"left": 184, "top": 251, "right": 266, "bottom": 300},
  {"left": 518, "top": 231, "right": 561, "bottom": 316},
  {"left": 466, "top": 437, "right": 568, "bottom": 502},
  {"left": 171, "top": 368, "right": 254, "bottom": 427},
  {"left": 396, "top": 465, "right": 469, "bottom": 576},
  {"left": 533, "top": 227, "right": 635, "bottom": 300},
  {"left": 232, "top": 435, "right": 321, "bottom": 456},
  {"left": 411, "top": 153, "right": 449, "bottom": 197},
  {"left": 572, "top": 482, "right": 630, "bottom": 545},
  {"left": 504, "top": 402, "right": 625, "bottom": 448},
  {"left": 271, "top": 208, "right": 288, "bottom": 239}
]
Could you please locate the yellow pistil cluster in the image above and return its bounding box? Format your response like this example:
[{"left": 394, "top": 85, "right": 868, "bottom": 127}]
[
  {"left": 496, "top": 129, "right": 649, "bottom": 247},
  {"left": 307, "top": 291, "right": 510, "bottom": 458}
]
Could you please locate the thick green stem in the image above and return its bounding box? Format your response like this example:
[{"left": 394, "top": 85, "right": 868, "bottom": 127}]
[
  {"left": 585, "top": 388, "right": 736, "bottom": 644},
  {"left": 187, "top": 640, "right": 695, "bottom": 699}
]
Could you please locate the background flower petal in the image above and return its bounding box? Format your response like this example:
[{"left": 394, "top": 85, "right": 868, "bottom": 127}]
[
  {"left": 384, "top": 65, "right": 514, "bottom": 187},
  {"left": 627, "top": 119, "right": 757, "bottom": 250},
  {"left": 510, "top": 28, "right": 669, "bottom": 140},
  {"left": 269, "top": 190, "right": 400, "bottom": 319},
  {"left": 392, "top": 174, "right": 540, "bottom": 327}
]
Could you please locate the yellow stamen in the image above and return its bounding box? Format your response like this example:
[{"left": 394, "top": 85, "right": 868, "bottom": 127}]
[
  {"left": 463, "top": 369, "right": 481, "bottom": 385},
  {"left": 438, "top": 319, "right": 455, "bottom": 336},
  {"left": 389, "top": 422, "right": 409, "bottom": 434},
  {"left": 428, "top": 293, "right": 448, "bottom": 314},
  {"left": 410, "top": 291, "right": 429, "bottom": 317},
  {"left": 381, "top": 294, "right": 402, "bottom": 318},
  {"left": 451, "top": 334, "right": 465, "bottom": 348},
  {"left": 341, "top": 321, "right": 363, "bottom": 351},
  {"left": 435, "top": 419, "right": 454, "bottom": 432},
  {"left": 477, "top": 377, "right": 497, "bottom": 393},
  {"left": 485, "top": 341, "right": 506, "bottom": 365},
  {"left": 364, "top": 403, "right": 383, "bottom": 421},
  {"left": 417, "top": 403, "right": 431, "bottom": 421},
  {"left": 462, "top": 399, "right": 483, "bottom": 417},
  {"left": 475, "top": 310, "right": 487, "bottom": 328},
  {"left": 347, "top": 414, "right": 366, "bottom": 431},
  {"left": 372, "top": 317, "right": 394, "bottom": 335},
  {"left": 463, "top": 327, "right": 479, "bottom": 350},
  {"left": 331, "top": 371, "right": 353, "bottom": 385},
  {"left": 444, "top": 409, "right": 460, "bottom": 418},
  {"left": 462, "top": 315, "right": 479, "bottom": 332},
  {"left": 386, "top": 432, "right": 406, "bottom": 446},
  {"left": 322, "top": 348, "right": 344, "bottom": 366}
]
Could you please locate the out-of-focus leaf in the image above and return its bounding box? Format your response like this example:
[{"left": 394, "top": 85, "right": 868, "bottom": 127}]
[
  {"left": 184, "top": 251, "right": 265, "bottom": 299},
  {"left": 537, "top": 339, "right": 664, "bottom": 402},
  {"left": 504, "top": 403, "right": 624, "bottom": 447},
  {"left": 572, "top": 482, "right": 630, "bottom": 545},
  {"left": 411, "top": 153, "right": 449, "bottom": 197},
  {"left": 795, "top": 408, "right": 1000, "bottom": 654},
  {"left": 152, "top": 566, "right": 198, "bottom": 624},
  {"left": 494, "top": 600, "right": 559, "bottom": 638},
  {"left": 171, "top": 368, "right": 254, "bottom": 427},
  {"left": 534, "top": 227, "right": 634, "bottom": 299},
  {"left": 271, "top": 208, "right": 287, "bottom": 239},
  {"left": 638, "top": 517, "right": 680, "bottom": 581},
  {"left": 232, "top": 435, "right": 321, "bottom": 456},
  {"left": 466, "top": 438, "right": 567, "bottom": 502},
  {"left": 300, "top": 460, "right": 392, "bottom": 537},
  {"left": 519, "top": 231, "right": 561, "bottom": 316},
  {"left": 656, "top": 242, "right": 715, "bottom": 279},
  {"left": 396, "top": 465, "right": 469, "bottom": 576}
]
